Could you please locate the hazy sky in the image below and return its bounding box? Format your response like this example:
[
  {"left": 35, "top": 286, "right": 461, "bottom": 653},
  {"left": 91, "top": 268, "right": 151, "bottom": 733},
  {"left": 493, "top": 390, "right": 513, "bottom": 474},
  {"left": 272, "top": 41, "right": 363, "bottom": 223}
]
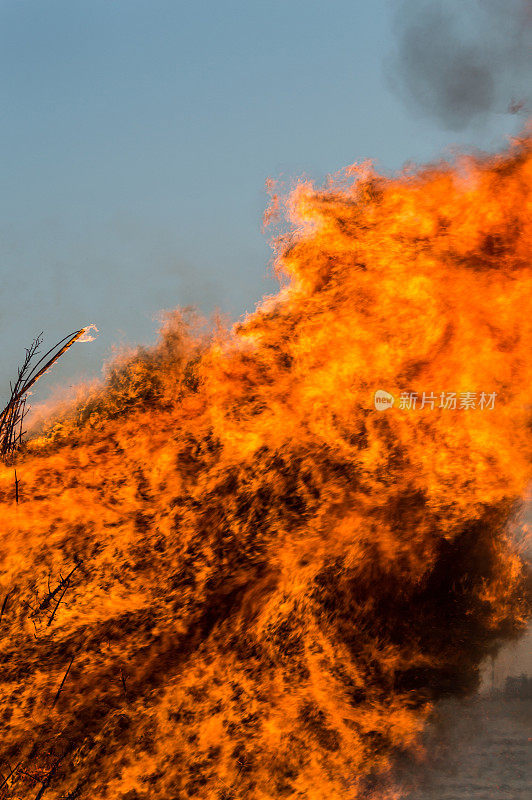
[{"left": 0, "top": 1, "right": 530, "bottom": 672}]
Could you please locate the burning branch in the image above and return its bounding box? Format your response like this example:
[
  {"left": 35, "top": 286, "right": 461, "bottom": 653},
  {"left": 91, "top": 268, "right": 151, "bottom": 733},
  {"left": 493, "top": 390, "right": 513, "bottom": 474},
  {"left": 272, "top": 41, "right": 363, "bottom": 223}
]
[{"left": 0, "top": 327, "right": 97, "bottom": 461}]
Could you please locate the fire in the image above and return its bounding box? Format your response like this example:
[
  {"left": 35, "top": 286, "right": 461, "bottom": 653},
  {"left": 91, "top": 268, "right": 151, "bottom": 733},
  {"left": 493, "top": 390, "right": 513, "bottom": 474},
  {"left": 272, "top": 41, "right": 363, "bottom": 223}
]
[
  {"left": 78, "top": 325, "right": 99, "bottom": 344},
  {"left": 0, "top": 134, "right": 531, "bottom": 799}
]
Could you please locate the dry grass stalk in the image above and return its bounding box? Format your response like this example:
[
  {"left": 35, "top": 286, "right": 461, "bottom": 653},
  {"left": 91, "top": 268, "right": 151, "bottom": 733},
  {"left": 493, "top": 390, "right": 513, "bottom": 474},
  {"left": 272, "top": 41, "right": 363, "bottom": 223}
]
[{"left": 0, "top": 329, "right": 87, "bottom": 460}]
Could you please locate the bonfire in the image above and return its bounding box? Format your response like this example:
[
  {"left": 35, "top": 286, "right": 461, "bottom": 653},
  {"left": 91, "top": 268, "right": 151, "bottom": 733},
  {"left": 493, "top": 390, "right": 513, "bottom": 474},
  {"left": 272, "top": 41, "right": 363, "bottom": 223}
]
[{"left": 0, "top": 134, "right": 531, "bottom": 800}]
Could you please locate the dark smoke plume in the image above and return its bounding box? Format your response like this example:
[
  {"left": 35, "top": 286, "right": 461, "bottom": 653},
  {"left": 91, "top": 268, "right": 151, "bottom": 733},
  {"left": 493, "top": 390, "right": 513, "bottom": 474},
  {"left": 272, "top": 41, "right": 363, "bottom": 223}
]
[{"left": 387, "top": 0, "right": 532, "bottom": 130}]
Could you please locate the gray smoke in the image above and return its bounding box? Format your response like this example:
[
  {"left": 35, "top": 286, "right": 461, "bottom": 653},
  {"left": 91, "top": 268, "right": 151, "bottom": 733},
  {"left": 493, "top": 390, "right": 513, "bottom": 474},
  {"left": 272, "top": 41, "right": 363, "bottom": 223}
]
[{"left": 387, "top": 0, "right": 532, "bottom": 130}]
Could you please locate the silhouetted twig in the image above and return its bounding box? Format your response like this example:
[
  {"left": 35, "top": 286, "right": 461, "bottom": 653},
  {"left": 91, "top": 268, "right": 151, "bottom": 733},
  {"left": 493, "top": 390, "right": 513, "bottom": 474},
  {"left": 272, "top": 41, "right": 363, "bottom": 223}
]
[
  {"left": 120, "top": 669, "right": 129, "bottom": 702},
  {"left": 0, "top": 335, "right": 41, "bottom": 458},
  {"left": 28, "top": 562, "right": 82, "bottom": 624},
  {"left": 46, "top": 584, "right": 71, "bottom": 629},
  {"left": 0, "top": 329, "right": 88, "bottom": 460},
  {"left": 0, "top": 587, "right": 16, "bottom": 626},
  {"left": 51, "top": 655, "right": 76, "bottom": 709}
]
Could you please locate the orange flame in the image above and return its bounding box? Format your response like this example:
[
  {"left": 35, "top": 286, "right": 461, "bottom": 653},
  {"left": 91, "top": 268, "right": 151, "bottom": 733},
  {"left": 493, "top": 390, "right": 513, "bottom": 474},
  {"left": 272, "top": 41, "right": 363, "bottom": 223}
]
[
  {"left": 77, "top": 324, "right": 99, "bottom": 343},
  {"left": 0, "top": 133, "right": 531, "bottom": 799}
]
